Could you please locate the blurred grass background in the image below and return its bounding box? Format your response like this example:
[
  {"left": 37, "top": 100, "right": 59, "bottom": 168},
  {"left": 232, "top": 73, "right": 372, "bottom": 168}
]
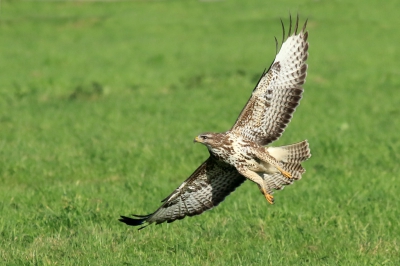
[{"left": 0, "top": 0, "right": 399, "bottom": 265}]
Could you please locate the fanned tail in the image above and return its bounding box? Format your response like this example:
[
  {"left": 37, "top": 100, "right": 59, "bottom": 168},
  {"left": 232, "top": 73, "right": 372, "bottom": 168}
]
[
  {"left": 263, "top": 140, "right": 311, "bottom": 195},
  {"left": 278, "top": 140, "right": 311, "bottom": 179}
]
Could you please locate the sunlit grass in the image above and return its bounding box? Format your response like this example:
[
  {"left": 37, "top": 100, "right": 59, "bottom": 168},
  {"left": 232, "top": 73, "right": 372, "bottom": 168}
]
[{"left": 1, "top": 0, "right": 399, "bottom": 265}]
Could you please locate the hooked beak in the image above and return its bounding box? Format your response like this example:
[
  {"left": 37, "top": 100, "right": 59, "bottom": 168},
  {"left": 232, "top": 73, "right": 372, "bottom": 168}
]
[{"left": 194, "top": 136, "right": 202, "bottom": 143}]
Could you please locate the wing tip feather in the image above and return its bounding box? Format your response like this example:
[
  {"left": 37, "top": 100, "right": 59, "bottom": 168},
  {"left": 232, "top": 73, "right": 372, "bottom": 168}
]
[
  {"left": 294, "top": 13, "right": 300, "bottom": 34},
  {"left": 119, "top": 215, "right": 151, "bottom": 230},
  {"left": 280, "top": 18, "right": 285, "bottom": 46},
  {"left": 302, "top": 18, "right": 308, "bottom": 33}
]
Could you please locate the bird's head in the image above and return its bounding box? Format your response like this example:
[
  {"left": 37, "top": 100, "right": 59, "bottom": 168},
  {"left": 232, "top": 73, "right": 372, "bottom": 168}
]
[{"left": 194, "top": 132, "right": 221, "bottom": 149}]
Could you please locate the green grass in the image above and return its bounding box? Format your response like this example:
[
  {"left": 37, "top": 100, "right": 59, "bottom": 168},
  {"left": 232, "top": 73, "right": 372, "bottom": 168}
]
[{"left": 1, "top": 0, "right": 400, "bottom": 265}]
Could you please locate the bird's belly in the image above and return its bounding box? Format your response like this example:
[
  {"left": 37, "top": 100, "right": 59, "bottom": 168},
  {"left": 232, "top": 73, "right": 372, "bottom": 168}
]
[
  {"left": 244, "top": 158, "right": 267, "bottom": 172},
  {"left": 245, "top": 158, "right": 279, "bottom": 174}
]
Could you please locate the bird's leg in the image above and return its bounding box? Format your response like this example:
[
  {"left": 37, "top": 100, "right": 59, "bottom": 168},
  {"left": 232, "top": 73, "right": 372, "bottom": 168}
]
[
  {"left": 237, "top": 167, "right": 274, "bottom": 204},
  {"left": 275, "top": 165, "right": 292, "bottom": 179},
  {"left": 260, "top": 186, "right": 274, "bottom": 204},
  {"left": 254, "top": 147, "right": 292, "bottom": 179}
]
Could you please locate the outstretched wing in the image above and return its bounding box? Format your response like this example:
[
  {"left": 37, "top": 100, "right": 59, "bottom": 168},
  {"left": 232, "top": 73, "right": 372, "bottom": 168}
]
[
  {"left": 119, "top": 157, "right": 245, "bottom": 229},
  {"left": 231, "top": 15, "right": 309, "bottom": 145}
]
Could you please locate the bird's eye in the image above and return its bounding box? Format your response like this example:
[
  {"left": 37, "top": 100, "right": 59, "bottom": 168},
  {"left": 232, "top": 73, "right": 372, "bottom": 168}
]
[{"left": 201, "top": 135, "right": 208, "bottom": 140}]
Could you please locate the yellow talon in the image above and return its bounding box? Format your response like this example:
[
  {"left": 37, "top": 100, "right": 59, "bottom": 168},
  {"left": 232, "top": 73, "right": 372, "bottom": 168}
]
[
  {"left": 265, "top": 193, "right": 274, "bottom": 204},
  {"left": 276, "top": 165, "right": 292, "bottom": 179},
  {"left": 262, "top": 187, "right": 274, "bottom": 204}
]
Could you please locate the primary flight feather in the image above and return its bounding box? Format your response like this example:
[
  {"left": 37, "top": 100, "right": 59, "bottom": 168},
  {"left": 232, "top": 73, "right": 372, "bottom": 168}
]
[{"left": 120, "top": 15, "right": 311, "bottom": 230}]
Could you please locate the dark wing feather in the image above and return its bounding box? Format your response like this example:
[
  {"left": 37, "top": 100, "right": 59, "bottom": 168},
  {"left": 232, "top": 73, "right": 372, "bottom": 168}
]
[
  {"left": 231, "top": 15, "right": 309, "bottom": 145},
  {"left": 119, "top": 157, "right": 245, "bottom": 229}
]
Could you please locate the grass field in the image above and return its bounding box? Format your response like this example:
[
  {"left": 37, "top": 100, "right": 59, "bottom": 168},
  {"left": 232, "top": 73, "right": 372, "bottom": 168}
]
[{"left": 1, "top": 0, "right": 400, "bottom": 265}]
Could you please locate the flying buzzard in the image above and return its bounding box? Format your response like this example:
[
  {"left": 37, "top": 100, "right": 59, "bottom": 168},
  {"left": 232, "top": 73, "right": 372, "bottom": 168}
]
[{"left": 120, "top": 15, "right": 311, "bottom": 230}]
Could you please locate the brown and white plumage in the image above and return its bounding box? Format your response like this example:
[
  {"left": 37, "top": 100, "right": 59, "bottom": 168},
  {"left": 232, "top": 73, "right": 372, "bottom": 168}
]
[
  {"left": 120, "top": 158, "right": 245, "bottom": 229},
  {"left": 120, "top": 15, "right": 311, "bottom": 229},
  {"left": 263, "top": 140, "right": 311, "bottom": 195},
  {"left": 232, "top": 16, "right": 308, "bottom": 145}
]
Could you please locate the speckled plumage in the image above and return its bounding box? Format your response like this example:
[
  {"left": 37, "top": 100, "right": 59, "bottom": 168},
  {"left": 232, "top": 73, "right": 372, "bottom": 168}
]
[{"left": 120, "top": 15, "right": 311, "bottom": 229}]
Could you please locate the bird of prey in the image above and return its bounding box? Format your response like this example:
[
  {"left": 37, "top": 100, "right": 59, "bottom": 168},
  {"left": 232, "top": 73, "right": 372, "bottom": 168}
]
[{"left": 120, "top": 15, "right": 311, "bottom": 230}]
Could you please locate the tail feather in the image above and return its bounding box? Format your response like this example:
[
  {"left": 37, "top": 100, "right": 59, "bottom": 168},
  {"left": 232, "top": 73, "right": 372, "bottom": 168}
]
[
  {"left": 269, "top": 140, "right": 311, "bottom": 163},
  {"left": 263, "top": 140, "right": 311, "bottom": 195},
  {"left": 263, "top": 172, "right": 293, "bottom": 195},
  {"left": 280, "top": 140, "right": 310, "bottom": 179}
]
